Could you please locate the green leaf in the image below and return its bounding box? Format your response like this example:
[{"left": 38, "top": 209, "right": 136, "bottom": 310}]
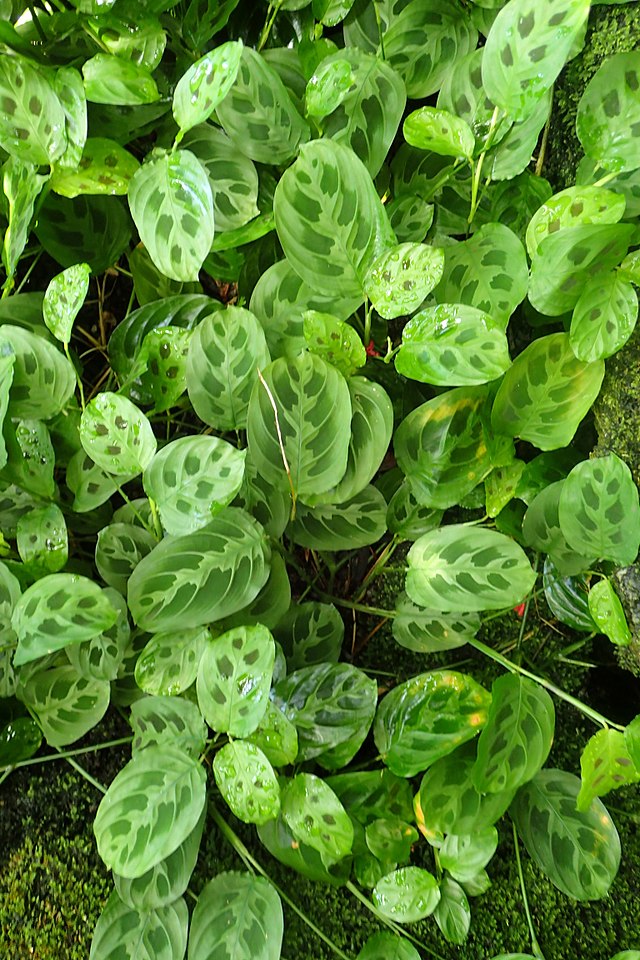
[
  {"left": 214, "top": 741, "right": 280, "bottom": 825},
  {"left": 86, "top": 11, "right": 166, "bottom": 69},
  {"left": 396, "top": 304, "right": 511, "bottom": 386},
  {"left": 394, "top": 385, "right": 493, "bottom": 509},
  {"left": 128, "top": 149, "right": 213, "bottom": 283},
  {"left": 558, "top": 453, "right": 640, "bottom": 565},
  {"left": 187, "top": 872, "right": 283, "bottom": 960},
  {"left": 510, "top": 768, "right": 621, "bottom": 900},
  {"left": 365, "top": 818, "right": 418, "bottom": 863},
  {"left": 625, "top": 715, "right": 640, "bottom": 773},
  {"left": 43, "top": 262, "right": 90, "bottom": 344},
  {"left": 95, "top": 523, "right": 157, "bottom": 595},
  {"left": 327, "top": 769, "right": 414, "bottom": 826},
  {"left": 20, "top": 664, "right": 110, "bottom": 747},
  {"left": 127, "top": 508, "right": 271, "bottom": 633},
  {"left": 2, "top": 157, "right": 49, "bottom": 284},
  {"left": 472, "top": 674, "right": 555, "bottom": 793},
  {"left": 491, "top": 333, "right": 605, "bottom": 450},
  {"left": 80, "top": 392, "right": 157, "bottom": 477},
  {"left": 65, "top": 451, "right": 118, "bottom": 512},
  {"left": 66, "top": 589, "right": 130, "bottom": 683},
  {"left": 16, "top": 503, "right": 68, "bottom": 577},
  {"left": 94, "top": 744, "right": 206, "bottom": 878},
  {"left": 114, "top": 813, "right": 204, "bottom": 912},
  {"left": 434, "top": 223, "right": 528, "bottom": 325},
  {"left": 12, "top": 574, "right": 118, "bottom": 666},
  {"left": 273, "top": 601, "right": 344, "bottom": 671},
  {"left": 406, "top": 524, "right": 536, "bottom": 614},
  {"left": 373, "top": 867, "right": 440, "bottom": 923},
  {"left": 521, "top": 481, "right": 593, "bottom": 576},
  {"left": 356, "top": 931, "right": 421, "bottom": 960},
  {"left": 247, "top": 352, "right": 351, "bottom": 502},
  {"left": 302, "top": 311, "right": 365, "bottom": 377},
  {"left": 569, "top": 272, "right": 638, "bottom": 362},
  {"left": 287, "top": 485, "right": 387, "bottom": 551},
  {"left": 245, "top": 700, "right": 299, "bottom": 767},
  {"left": 83, "top": 54, "right": 160, "bottom": 105},
  {"left": 386, "top": 483, "right": 444, "bottom": 542},
  {"left": 311, "top": 48, "right": 406, "bottom": 177},
  {"left": 577, "top": 52, "right": 640, "bottom": 174},
  {"left": 273, "top": 662, "right": 377, "bottom": 769},
  {"left": 392, "top": 593, "right": 480, "bottom": 654},
  {"left": 274, "top": 139, "right": 394, "bottom": 302},
  {"left": 135, "top": 626, "right": 209, "bottom": 696},
  {"left": 363, "top": 242, "right": 445, "bottom": 321},
  {"left": 217, "top": 46, "right": 309, "bottom": 165},
  {"left": 0, "top": 346, "right": 14, "bottom": 471},
  {"left": 0, "top": 716, "right": 42, "bottom": 767},
  {"left": 135, "top": 325, "right": 192, "bottom": 413},
  {"left": 129, "top": 247, "right": 200, "bottom": 307},
  {"left": 374, "top": 670, "right": 491, "bottom": 778},
  {"left": 404, "top": 107, "right": 474, "bottom": 160},
  {"left": 1, "top": 417, "right": 56, "bottom": 499},
  {"left": 173, "top": 41, "right": 243, "bottom": 136},
  {"left": 186, "top": 305, "right": 270, "bottom": 431},
  {"left": 197, "top": 624, "right": 274, "bottom": 736},
  {"left": 528, "top": 223, "right": 633, "bottom": 317},
  {"left": 51, "top": 137, "right": 139, "bottom": 199},
  {"left": 181, "top": 124, "right": 259, "bottom": 233},
  {"left": 433, "top": 876, "right": 471, "bottom": 945},
  {"left": 220, "top": 551, "right": 291, "bottom": 632},
  {"left": 588, "top": 578, "right": 632, "bottom": 646},
  {"left": 577, "top": 729, "right": 640, "bottom": 812},
  {"left": 281, "top": 773, "right": 353, "bottom": 867},
  {"left": 525, "top": 185, "right": 626, "bottom": 260},
  {"left": 482, "top": 0, "right": 590, "bottom": 122},
  {"left": 89, "top": 889, "right": 188, "bottom": 960},
  {"left": 36, "top": 192, "right": 133, "bottom": 275},
  {"left": 416, "top": 741, "right": 516, "bottom": 836},
  {"left": 439, "top": 828, "right": 499, "bottom": 883},
  {"left": 387, "top": 194, "right": 434, "bottom": 243},
  {"left": 0, "top": 324, "right": 75, "bottom": 420},
  {"left": 54, "top": 67, "right": 87, "bottom": 170},
  {"left": 143, "top": 436, "right": 245, "bottom": 536},
  {"left": 0, "top": 55, "right": 66, "bottom": 165},
  {"left": 130, "top": 695, "right": 207, "bottom": 758},
  {"left": 543, "top": 557, "right": 596, "bottom": 633}
]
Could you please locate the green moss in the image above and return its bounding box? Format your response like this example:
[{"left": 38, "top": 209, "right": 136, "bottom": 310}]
[{"left": 546, "top": 4, "right": 640, "bottom": 189}]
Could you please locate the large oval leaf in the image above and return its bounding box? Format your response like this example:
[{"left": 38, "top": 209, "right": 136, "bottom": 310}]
[
  {"left": 128, "top": 148, "right": 214, "bottom": 282},
  {"left": 80, "top": 392, "right": 157, "bottom": 477},
  {"left": 287, "top": 485, "right": 387, "bottom": 551},
  {"left": 19, "top": 665, "right": 110, "bottom": 747},
  {"left": 406, "top": 524, "right": 536, "bottom": 614},
  {"left": 246, "top": 352, "right": 351, "bottom": 503},
  {"left": 0, "top": 324, "right": 75, "bottom": 420},
  {"left": 374, "top": 670, "right": 492, "bottom": 778},
  {"left": 187, "top": 872, "right": 283, "bottom": 960},
  {"left": 274, "top": 139, "right": 395, "bottom": 302},
  {"left": 577, "top": 52, "right": 640, "bottom": 174},
  {"left": 0, "top": 55, "right": 66, "bottom": 165},
  {"left": 94, "top": 744, "right": 207, "bottom": 878},
  {"left": 510, "top": 769, "right": 621, "bottom": 900},
  {"left": 569, "top": 272, "right": 638, "bottom": 362},
  {"left": 127, "top": 508, "right": 271, "bottom": 632}
]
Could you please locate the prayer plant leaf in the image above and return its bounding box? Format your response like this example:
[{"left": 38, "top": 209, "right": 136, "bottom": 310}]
[
  {"left": 363, "top": 242, "right": 445, "bottom": 320},
  {"left": 302, "top": 311, "right": 365, "bottom": 378},
  {"left": 403, "top": 107, "right": 475, "bottom": 160},
  {"left": 89, "top": 890, "right": 188, "bottom": 960},
  {"left": 134, "top": 626, "right": 210, "bottom": 697},
  {"left": 16, "top": 503, "right": 68, "bottom": 578},
  {"left": 82, "top": 54, "right": 160, "bottom": 106},
  {"left": 246, "top": 352, "right": 352, "bottom": 503},
  {"left": 127, "top": 507, "right": 271, "bottom": 633},
  {"left": 439, "top": 829, "right": 499, "bottom": 883},
  {"left": 373, "top": 670, "right": 492, "bottom": 777},
  {"left": 0, "top": 324, "right": 76, "bottom": 420},
  {"left": 128, "top": 149, "right": 214, "bottom": 283},
  {"left": 577, "top": 729, "right": 640, "bottom": 812},
  {"left": 213, "top": 741, "right": 280, "bottom": 825},
  {"left": 173, "top": 41, "right": 243, "bottom": 137},
  {"left": 95, "top": 523, "right": 157, "bottom": 596},
  {"left": 187, "top": 872, "right": 283, "bottom": 960},
  {"left": 0, "top": 55, "right": 66, "bottom": 165},
  {"left": 569, "top": 272, "right": 638, "bottom": 362},
  {"left": 274, "top": 139, "right": 395, "bottom": 302},
  {"left": 482, "top": 0, "right": 590, "bottom": 122},
  {"left": 94, "top": 744, "right": 207, "bottom": 879},
  {"left": 143, "top": 435, "right": 246, "bottom": 536},
  {"left": 273, "top": 601, "right": 344, "bottom": 671},
  {"left": 406, "top": 524, "right": 536, "bottom": 614},
  {"left": 54, "top": 66, "right": 87, "bottom": 171},
  {"left": 12, "top": 574, "right": 118, "bottom": 666},
  {"left": 281, "top": 773, "right": 353, "bottom": 867},
  {"left": 287, "top": 485, "right": 387, "bottom": 551},
  {"left": 588, "top": 578, "right": 632, "bottom": 647},
  {"left": 433, "top": 876, "right": 471, "bottom": 945},
  {"left": 130, "top": 696, "right": 207, "bottom": 758},
  {"left": 372, "top": 867, "right": 440, "bottom": 923},
  {"left": 43, "top": 262, "right": 91, "bottom": 345},
  {"left": 491, "top": 333, "right": 605, "bottom": 450},
  {"left": 471, "top": 674, "right": 555, "bottom": 794},
  {"left": 525, "top": 185, "right": 626, "bottom": 260},
  {"left": 51, "top": 138, "right": 140, "bottom": 199},
  {"left": 356, "top": 931, "right": 421, "bottom": 960},
  {"left": 80, "top": 392, "right": 157, "bottom": 477},
  {"left": 2, "top": 158, "right": 49, "bottom": 284},
  {"left": 392, "top": 593, "right": 480, "bottom": 654},
  {"left": 558, "top": 454, "right": 640, "bottom": 566},
  {"left": 396, "top": 304, "right": 511, "bottom": 386},
  {"left": 196, "top": 624, "right": 275, "bottom": 737},
  {"left": 19, "top": 665, "right": 110, "bottom": 748},
  {"left": 577, "top": 52, "right": 640, "bottom": 174},
  {"left": 136, "top": 325, "right": 192, "bottom": 413},
  {"left": 510, "top": 769, "right": 621, "bottom": 900}
]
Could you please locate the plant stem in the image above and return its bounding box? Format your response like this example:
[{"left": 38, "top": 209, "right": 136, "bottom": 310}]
[
  {"left": 354, "top": 537, "right": 399, "bottom": 603},
  {"left": 512, "top": 820, "right": 546, "bottom": 959},
  {"left": 535, "top": 111, "right": 552, "bottom": 177},
  {"left": 467, "top": 635, "right": 625, "bottom": 731},
  {"left": 346, "top": 881, "right": 447, "bottom": 960},
  {"left": 363, "top": 297, "right": 372, "bottom": 347},
  {"left": 469, "top": 106, "right": 501, "bottom": 225},
  {"left": 373, "top": 1, "right": 386, "bottom": 60},
  {"left": 0, "top": 736, "right": 132, "bottom": 774},
  {"left": 593, "top": 171, "right": 617, "bottom": 188},
  {"left": 257, "top": 0, "right": 283, "bottom": 52},
  {"left": 209, "top": 805, "right": 353, "bottom": 960},
  {"left": 318, "top": 594, "right": 397, "bottom": 619},
  {"left": 65, "top": 756, "right": 107, "bottom": 794}
]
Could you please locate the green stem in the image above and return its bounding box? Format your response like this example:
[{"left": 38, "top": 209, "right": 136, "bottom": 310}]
[
  {"left": 515, "top": 555, "right": 538, "bottom": 664},
  {"left": 64, "top": 343, "right": 85, "bottom": 411},
  {"left": 27, "top": 3, "right": 48, "bottom": 42},
  {"left": 210, "top": 806, "right": 353, "bottom": 960},
  {"left": 593, "top": 171, "right": 617, "bottom": 188},
  {"left": 512, "top": 820, "right": 546, "bottom": 959},
  {"left": 257, "top": 0, "right": 283, "bottom": 52},
  {"left": 354, "top": 538, "right": 400, "bottom": 603},
  {"left": 373, "top": 1, "right": 386, "bottom": 60},
  {"left": 0, "top": 768, "right": 12, "bottom": 788},
  {"left": 15, "top": 251, "right": 42, "bottom": 295},
  {"left": 148, "top": 497, "right": 164, "bottom": 540},
  {"left": 346, "top": 882, "right": 447, "bottom": 960},
  {"left": 318, "top": 594, "right": 397, "bottom": 619},
  {"left": 65, "top": 756, "right": 107, "bottom": 794},
  {"left": 468, "top": 106, "right": 501, "bottom": 225},
  {"left": 112, "top": 482, "right": 157, "bottom": 538},
  {"left": 0, "top": 736, "right": 132, "bottom": 774},
  {"left": 363, "top": 297, "right": 372, "bottom": 346},
  {"left": 467, "top": 635, "right": 625, "bottom": 731}
]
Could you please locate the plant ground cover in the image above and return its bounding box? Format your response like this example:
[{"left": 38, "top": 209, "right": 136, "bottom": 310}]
[{"left": 3, "top": 0, "right": 640, "bottom": 959}]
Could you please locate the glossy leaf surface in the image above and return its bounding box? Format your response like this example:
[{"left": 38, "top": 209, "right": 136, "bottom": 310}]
[
  {"left": 214, "top": 741, "right": 280, "bottom": 825},
  {"left": 188, "top": 872, "right": 283, "bottom": 960}
]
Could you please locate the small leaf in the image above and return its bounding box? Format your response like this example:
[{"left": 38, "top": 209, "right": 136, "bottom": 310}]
[
  {"left": 0, "top": 55, "right": 66, "bottom": 165},
  {"left": 130, "top": 696, "right": 207, "bottom": 758},
  {"left": 404, "top": 107, "right": 474, "bottom": 160},
  {"left": 136, "top": 326, "right": 192, "bottom": 413},
  {"left": 303, "top": 311, "right": 366, "bottom": 376},
  {"left": 16, "top": 503, "right": 68, "bottom": 577},
  {"left": 173, "top": 41, "right": 243, "bottom": 136},
  {"left": 373, "top": 867, "right": 440, "bottom": 923},
  {"left": 95, "top": 522, "right": 157, "bottom": 595},
  {"left": 439, "top": 829, "right": 499, "bottom": 883},
  {"left": 213, "top": 741, "right": 280, "bottom": 825},
  {"left": 43, "top": 262, "right": 91, "bottom": 344},
  {"left": 363, "top": 243, "right": 445, "bottom": 320},
  {"left": 273, "top": 601, "right": 344, "bottom": 671},
  {"left": 588, "top": 579, "right": 632, "bottom": 646},
  {"left": 356, "top": 932, "right": 421, "bottom": 960},
  {"left": 281, "top": 773, "right": 353, "bottom": 867},
  {"left": 577, "top": 729, "right": 640, "bottom": 811},
  {"left": 525, "top": 185, "right": 626, "bottom": 259},
  {"left": 83, "top": 53, "right": 160, "bottom": 105},
  {"left": 306, "top": 57, "right": 354, "bottom": 116},
  {"left": 0, "top": 716, "right": 42, "bottom": 767},
  {"left": 569, "top": 272, "right": 638, "bottom": 362},
  {"left": 134, "top": 626, "right": 209, "bottom": 696},
  {"left": 80, "top": 392, "right": 157, "bottom": 477},
  {"left": 433, "top": 876, "right": 471, "bottom": 945},
  {"left": 245, "top": 700, "right": 299, "bottom": 767},
  {"left": 51, "top": 137, "right": 140, "bottom": 198}
]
